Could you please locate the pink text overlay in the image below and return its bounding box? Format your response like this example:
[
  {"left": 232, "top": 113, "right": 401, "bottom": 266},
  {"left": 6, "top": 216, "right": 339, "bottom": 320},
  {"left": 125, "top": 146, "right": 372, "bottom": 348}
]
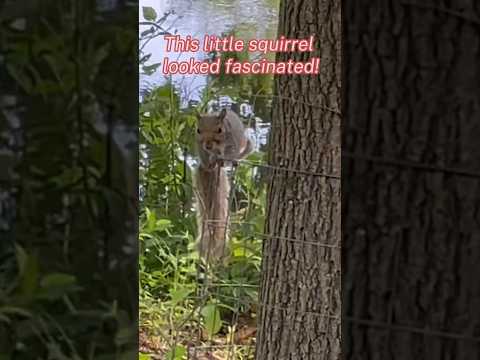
[{"left": 161, "top": 35, "right": 320, "bottom": 75}]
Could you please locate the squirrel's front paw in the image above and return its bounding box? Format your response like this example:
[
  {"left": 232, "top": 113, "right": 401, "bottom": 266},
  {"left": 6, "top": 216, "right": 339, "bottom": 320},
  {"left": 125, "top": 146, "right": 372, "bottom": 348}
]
[
  {"left": 209, "top": 153, "right": 225, "bottom": 167},
  {"left": 207, "top": 161, "right": 217, "bottom": 170},
  {"left": 208, "top": 153, "right": 217, "bottom": 163}
]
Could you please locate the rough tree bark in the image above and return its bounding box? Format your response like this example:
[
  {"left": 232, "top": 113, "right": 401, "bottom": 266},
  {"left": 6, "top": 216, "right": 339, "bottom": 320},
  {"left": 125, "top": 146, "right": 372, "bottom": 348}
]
[
  {"left": 255, "top": 0, "right": 341, "bottom": 359},
  {"left": 344, "top": 1, "right": 480, "bottom": 359}
]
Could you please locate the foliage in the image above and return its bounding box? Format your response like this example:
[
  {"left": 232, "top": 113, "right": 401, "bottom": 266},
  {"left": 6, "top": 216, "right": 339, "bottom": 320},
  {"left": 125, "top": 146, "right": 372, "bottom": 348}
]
[
  {"left": 1, "top": 1, "right": 137, "bottom": 358},
  {"left": 205, "top": 33, "right": 274, "bottom": 119},
  {"left": 138, "top": 3, "right": 278, "bottom": 357},
  {"left": 1, "top": 245, "right": 135, "bottom": 359},
  {"left": 139, "top": 6, "right": 177, "bottom": 77},
  {"left": 139, "top": 67, "right": 269, "bottom": 360}
]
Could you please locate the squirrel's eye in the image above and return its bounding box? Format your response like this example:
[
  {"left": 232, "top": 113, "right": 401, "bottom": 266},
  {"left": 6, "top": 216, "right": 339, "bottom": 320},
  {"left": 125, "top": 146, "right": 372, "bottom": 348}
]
[
  {"left": 217, "top": 128, "right": 222, "bottom": 133},
  {"left": 197, "top": 128, "right": 201, "bottom": 134}
]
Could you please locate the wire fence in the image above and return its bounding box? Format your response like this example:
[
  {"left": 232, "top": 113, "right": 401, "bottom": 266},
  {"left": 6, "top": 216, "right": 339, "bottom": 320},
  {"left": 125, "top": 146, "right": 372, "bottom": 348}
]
[
  {"left": 167, "top": 102, "right": 480, "bottom": 360},
  {"left": 164, "top": 94, "right": 342, "bottom": 360},
  {"left": 343, "top": 147, "right": 480, "bottom": 356},
  {"left": 141, "top": 3, "right": 480, "bottom": 355}
]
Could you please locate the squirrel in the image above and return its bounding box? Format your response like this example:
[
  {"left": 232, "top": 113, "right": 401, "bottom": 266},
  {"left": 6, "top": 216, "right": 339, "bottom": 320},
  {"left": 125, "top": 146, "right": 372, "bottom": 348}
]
[{"left": 194, "top": 108, "right": 253, "bottom": 263}]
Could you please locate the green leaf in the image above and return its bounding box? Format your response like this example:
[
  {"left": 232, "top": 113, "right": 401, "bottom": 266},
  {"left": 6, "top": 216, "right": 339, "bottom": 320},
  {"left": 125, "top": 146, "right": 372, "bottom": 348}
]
[
  {"left": 232, "top": 244, "right": 255, "bottom": 258},
  {"left": 145, "top": 208, "right": 156, "bottom": 232},
  {"left": 6, "top": 64, "right": 32, "bottom": 92},
  {"left": 138, "top": 354, "right": 151, "bottom": 360},
  {"left": 40, "top": 273, "right": 76, "bottom": 289},
  {"left": 17, "top": 248, "right": 38, "bottom": 299},
  {"left": 42, "top": 54, "right": 63, "bottom": 83},
  {"left": 142, "top": 62, "right": 162, "bottom": 75},
  {"left": 156, "top": 219, "right": 172, "bottom": 232},
  {"left": 142, "top": 7, "right": 157, "bottom": 21},
  {"left": 115, "top": 326, "right": 135, "bottom": 346},
  {"left": 139, "top": 101, "right": 156, "bottom": 114},
  {"left": 0, "top": 307, "right": 32, "bottom": 318},
  {"left": 90, "top": 44, "right": 111, "bottom": 79},
  {"left": 140, "top": 53, "right": 152, "bottom": 64},
  {"left": 164, "top": 345, "right": 187, "bottom": 360},
  {"left": 15, "top": 244, "right": 28, "bottom": 276},
  {"left": 0, "top": 313, "right": 10, "bottom": 324},
  {"left": 93, "top": 44, "right": 111, "bottom": 68},
  {"left": 36, "top": 273, "right": 78, "bottom": 300},
  {"left": 169, "top": 286, "right": 191, "bottom": 305},
  {"left": 201, "top": 304, "right": 222, "bottom": 337}
]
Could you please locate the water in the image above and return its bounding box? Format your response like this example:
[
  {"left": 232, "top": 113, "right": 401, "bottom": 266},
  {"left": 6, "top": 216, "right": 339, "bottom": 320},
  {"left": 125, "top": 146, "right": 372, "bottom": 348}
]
[{"left": 139, "top": 0, "right": 279, "bottom": 102}]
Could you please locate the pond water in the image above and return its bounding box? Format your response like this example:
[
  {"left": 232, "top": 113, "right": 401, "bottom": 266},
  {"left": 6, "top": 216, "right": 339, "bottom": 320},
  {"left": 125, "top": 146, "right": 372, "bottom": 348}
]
[
  {"left": 139, "top": 0, "right": 278, "bottom": 150},
  {"left": 139, "top": 0, "right": 279, "bottom": 101}
]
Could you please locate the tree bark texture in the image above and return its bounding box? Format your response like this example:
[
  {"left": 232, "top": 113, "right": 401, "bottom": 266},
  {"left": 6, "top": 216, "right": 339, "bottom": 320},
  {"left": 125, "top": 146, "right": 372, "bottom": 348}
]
[
  {"left": 344, "top": 1, "right": 480, "bottom": 359},
  {"left": 255, "top": 0, "right": 341, "bottom": 359}
]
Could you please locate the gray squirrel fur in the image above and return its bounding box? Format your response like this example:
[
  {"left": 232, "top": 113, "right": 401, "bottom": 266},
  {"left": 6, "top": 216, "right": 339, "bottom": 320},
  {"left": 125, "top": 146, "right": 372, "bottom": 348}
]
[{"left": 194, "top": 109, "right": 253, "bottom": 262}]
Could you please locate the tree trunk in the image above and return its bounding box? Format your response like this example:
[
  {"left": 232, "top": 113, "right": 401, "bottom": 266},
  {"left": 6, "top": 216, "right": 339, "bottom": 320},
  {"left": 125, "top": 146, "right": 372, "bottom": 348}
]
[
  {"left": 344, "top": 1, "right": 480, "bottom": 359},
  {"left": 255, "top": 0, "right": 341, "bottom": 359}
]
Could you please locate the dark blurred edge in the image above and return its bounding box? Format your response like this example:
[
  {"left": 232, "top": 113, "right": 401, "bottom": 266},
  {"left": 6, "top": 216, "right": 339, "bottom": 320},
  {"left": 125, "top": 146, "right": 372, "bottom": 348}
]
[
  {"left": 343, "top": 1, "right": 480, "bottom": 359},
  {"left": 0, "top": 0, "right": 138, "bottom": 358}
]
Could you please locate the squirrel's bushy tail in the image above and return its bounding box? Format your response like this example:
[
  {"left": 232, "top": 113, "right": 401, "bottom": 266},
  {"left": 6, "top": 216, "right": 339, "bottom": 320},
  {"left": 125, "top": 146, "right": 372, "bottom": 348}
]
[{"left": 194, "top": 166, "right": 230, "bottom": 263}]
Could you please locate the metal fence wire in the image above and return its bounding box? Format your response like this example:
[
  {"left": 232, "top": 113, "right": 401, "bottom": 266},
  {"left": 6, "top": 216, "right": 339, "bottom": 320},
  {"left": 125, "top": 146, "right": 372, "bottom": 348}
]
[
  {"left": 165, "top": 93, "right": 342, "bottom": 360},
  {"left": 343, "top": 151, "right": 480, "bottom": 355},
  {"left": 161, "top": 91, "right": 480, "bottom": 360}
]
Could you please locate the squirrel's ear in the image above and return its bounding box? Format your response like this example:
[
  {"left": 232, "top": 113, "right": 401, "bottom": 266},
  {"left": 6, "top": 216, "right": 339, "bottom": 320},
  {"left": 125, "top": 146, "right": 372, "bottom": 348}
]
[{"left": 218, "top": 108, "right": 227, "bottom": 121}]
